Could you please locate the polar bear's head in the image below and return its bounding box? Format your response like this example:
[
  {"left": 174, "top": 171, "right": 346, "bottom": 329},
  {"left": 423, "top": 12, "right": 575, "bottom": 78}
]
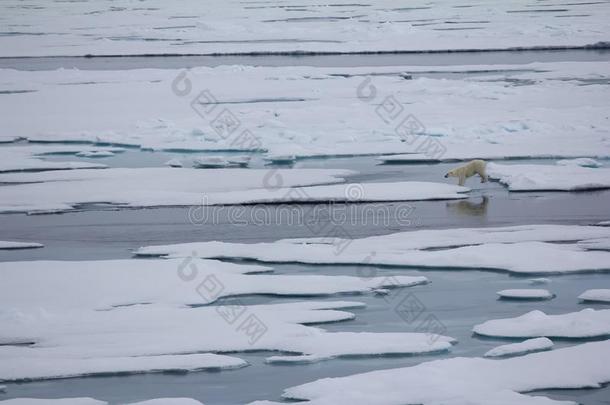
[{"left": 444, "top": 169, "right": 457, "bottom": 178}]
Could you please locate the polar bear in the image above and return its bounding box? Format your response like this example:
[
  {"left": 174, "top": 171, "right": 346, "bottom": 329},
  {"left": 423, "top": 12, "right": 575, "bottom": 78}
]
[{"left": 444, "top": 159, "right": 488, "bottom": 186}]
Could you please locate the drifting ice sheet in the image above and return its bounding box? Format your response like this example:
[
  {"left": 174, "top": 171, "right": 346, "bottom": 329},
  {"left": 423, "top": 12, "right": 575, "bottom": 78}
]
[
  {"left": 137, "top": 225, "right": 610, "bottom": 274},
  {"left": 487, "top": 163, "right": 610, "bottom": 191},
  {"left": 0, "top": 168, "right": 353, "bottom": 213},
  {"left": 497, "top": 289, "right": 554, "bottom": 300},
  {"left": 0, "top": 241, "right": 43, "bottom": 250},
  {"left": 1, "top": 62, "right": 609, "bottom": 162},
  {"left": 280, "top": 340, "right": 610, "bottom": 405},
  {"left": 474, "top": 308, "right": 610, "bottom": 338},
  {"left": 484, "top": 337, "right": 554, "bottom": 358},
  {"left": 579, "top": 289, "right": 610, "bottom": 303},
  {"left": 0, "top": 258, "right": 450, "bottom": 380}
]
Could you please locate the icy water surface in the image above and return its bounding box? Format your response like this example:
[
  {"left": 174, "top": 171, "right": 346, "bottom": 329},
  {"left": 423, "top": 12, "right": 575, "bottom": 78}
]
[
  {"left": 1, "top": 153, "right": 610, "bottom": 403},
  {"left": 1, "top": 48, "right": 609, "bottom": 71}
]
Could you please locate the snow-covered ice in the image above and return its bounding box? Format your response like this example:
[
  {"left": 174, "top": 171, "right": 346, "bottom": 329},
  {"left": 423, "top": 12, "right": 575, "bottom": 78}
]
[
  {"left": 280, "top": 340, "right": 610, "bottom": 405},
  {"left": 192, "top": 156, "right": 250, "bottom": 169},
  {"left": 0, "top": 146, "right": 110, "bottom": 173},
  {"left": 0, "top": 241, "right": 43, "bottom": 250},
  {"left": 556, "top": 158, "right": 603, "bottom": 168},
  {"left": 165, "top": 158, "right": 183, "bottom": 168},
  {"left": 579, "top": 289, "right": 610, "bottom": 303},
  {"left": 0, "top": 258, "right": 451, "bottom": 380},
  {"left": 529, "top": 278, "right": 551, "bottom": 285},
  {"left": 0, "top": 400, "right": 106, "bottom": 405},
  {"left": 487, "top": 162, "right": 610, "bottom": 191},
  {"left": 578, "top": 238, "right": 610, "bottom": 251},
  {"left": 1, "top": 62, "right": 609, "bottom": 162},
  {"left": 137, "top": 225, "right": 610, "bottom": 274},
  {"left": 1, "top": 0, "right": 609, "bottom": 57},
  {"left": 474, "top": 308, "right": 610, "bottom": 338},
  {"left": 0, "top": 168, "right": 353, "bottom": 213},
  {"left": 127, "top": 400, "right": 204, "bottom": 405},
  {"left": 75, "top": 151, "right": 116, "bottom": 158},
  {"left": 497, "top": 289, "right": 554, "bottom": 300},
  {"left": 484, "top": 338, "right": 554, "bottom": 358},
  {"left": 0, "top": 259, "right": 427, "bottom": 309},
  {"left": 0, "top": 399, "right": 203, "bottom": 405}
]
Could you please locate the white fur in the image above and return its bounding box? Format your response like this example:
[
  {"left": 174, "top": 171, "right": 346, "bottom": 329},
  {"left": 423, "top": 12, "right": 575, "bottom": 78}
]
[{"left": 445, "top": 159, "right": 488, "bottom": 186}]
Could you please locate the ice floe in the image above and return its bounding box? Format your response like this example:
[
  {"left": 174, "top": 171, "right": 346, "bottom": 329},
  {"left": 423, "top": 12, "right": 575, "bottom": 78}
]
[
  {"left": 75, "top": 150, "right": 116, "bottom": 158},
  {"left": 497, "top": 289, "right": 554, "bottom": 300},
  {"left": 0, "top": 241, "right": 43, "bottom": 250},
  {"left": 0, "top": 400, "right": 106, "bottom": 405},
  {"left": 556, "top": 158, "right": 602, "bottom": 168},
  {"left": 137, "top": 225, "right": 610, "bottom": 274},
  {"left": 165, "top": 158, "right": 183, "bottom": 168},
  {"left": 280, "top": 340, "right": 610, "bottom": 405},
  {"left": 578, "top": 238, "right": 610, "bottom": 251},
  {"left": 484, "top": 337, "right": 554, "bottom": 358},
  {"left": 1, "top": 62, "right": 609, "bottom": 162},
  {"left": 127, "top": 400, "right": 204, "bottom": 405},
  {"left": 487, "top": 162, "right": 610, "bottom": 191},
  {"left": 474, "top": 308, "right": 610, "bottom": 338},
  {"left": 0, "top": 168, "right": 353, "bottom": 213},
  {"left": 0, "top": 258, "right": 426, "bottom": 309},
  {"left": 529, "top": 278, "right": 551, "bottom": 285},
  {"left": 0, "top": 145, "right": 110, "bottom": 173},
  {"left": 0, "top": 258, "right": 449, "bottom": 380},
  {"left": 1, "top": 1, "right": 609, "bottom": 57},
  {"left": 0, "top": 300, "right": 454, "bottom": 381},
  {"left": 192, "top": 156, "right": 250, "bottom": 169},
  {"left": 579, "top": 289, "right": 610, "bottom": 303},
  {"left": 0, "top": 399, "right": 203, "bottom": 405}
]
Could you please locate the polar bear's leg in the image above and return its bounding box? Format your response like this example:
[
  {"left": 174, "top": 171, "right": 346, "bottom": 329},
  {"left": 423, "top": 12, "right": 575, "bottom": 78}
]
[{"left": 458, "top": 174, "right": 466, "bottom": 186}]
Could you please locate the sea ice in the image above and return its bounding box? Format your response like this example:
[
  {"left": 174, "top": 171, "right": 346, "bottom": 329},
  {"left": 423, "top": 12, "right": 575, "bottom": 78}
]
[
  {"left": 280, "top": 341, "right": 610, "bottom": 405},
  {"left": 484, "top": 338, "right": 554, "bottom": 358},
  {"left": 137, "top": 225, "right": 610, "bottom": 274},
  {"left": 0, "top": 168, "right": 352, "bottom": 213},
  {"left": 579, "top": 289, "right": 610, "bottom": 303},
  {"left": 497, "top": 289, "right": 554, "bottom": 300},
  {"left": 487, "top": 163, "right": 610, "bottom": 191},
  {"left": 0, "top": 241, "right": 43, "bottom": 250},
  {"left": 473, "top": 308, "right": 610, "bottom": 338},
  {"left": 556, "top": 158, "right": 602, "bottom": 168}
]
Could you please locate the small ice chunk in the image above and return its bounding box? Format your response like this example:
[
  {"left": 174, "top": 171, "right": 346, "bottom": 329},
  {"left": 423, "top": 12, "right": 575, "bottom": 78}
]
[
  {"left": 372, "top": 288, "right": 390, "bottom": 296},
  {"left": 165, "top": 158, "right": 183, "bottom": 168},
  {"left": 192, "top": 156, "right": 249, "bottom": 168},
  {"left": 497, "top": 289, "right": 553, "bottom": 300},
  {"left": 484, "top": 337, "right": 553, "bottom": 358},
  {"left": 578, "top": 289, "right": 610, "bottom": 303},
  {"left": 597, "top": 220, "right": 610, "bottom": 226},
  {"left": 126, "top": 399, "right": 204, "bottom": 405},
  {"left": 578, "top": 238, "right": 610, "bottom": 251},
  {"left": 76, "top": 151, "right": 115, "bottom": 158},
  {"left": 556, "top": 158, "right": 602, "bottom": 168},
  {"left": 528, "top": 278, "right": 551, "bottom": 285},
  {"left": 0, "top": 399, "right": 106, "bottom": 405},
  {"left": 265, "top": 155, "right": 296, "bottom": 164},
  {"left": 0, "top": 241, "right": 43, "bottom": 250}
]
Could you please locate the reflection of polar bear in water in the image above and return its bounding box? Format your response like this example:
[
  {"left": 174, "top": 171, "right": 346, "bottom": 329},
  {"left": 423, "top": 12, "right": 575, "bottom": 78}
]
[{"left": 444, "top": 159, "right": 488, "bottom": 186}]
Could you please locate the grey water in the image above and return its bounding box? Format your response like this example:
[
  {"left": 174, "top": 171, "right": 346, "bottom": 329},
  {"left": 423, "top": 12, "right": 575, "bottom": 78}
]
[{"left": 1, "top": 48, "right": 609, "bottom": 71}]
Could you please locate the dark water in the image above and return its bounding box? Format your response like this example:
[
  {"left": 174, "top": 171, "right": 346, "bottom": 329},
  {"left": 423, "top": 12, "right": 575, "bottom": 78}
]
[{"left": 1, "top": 48, "right": 609, "bottom": 71}]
